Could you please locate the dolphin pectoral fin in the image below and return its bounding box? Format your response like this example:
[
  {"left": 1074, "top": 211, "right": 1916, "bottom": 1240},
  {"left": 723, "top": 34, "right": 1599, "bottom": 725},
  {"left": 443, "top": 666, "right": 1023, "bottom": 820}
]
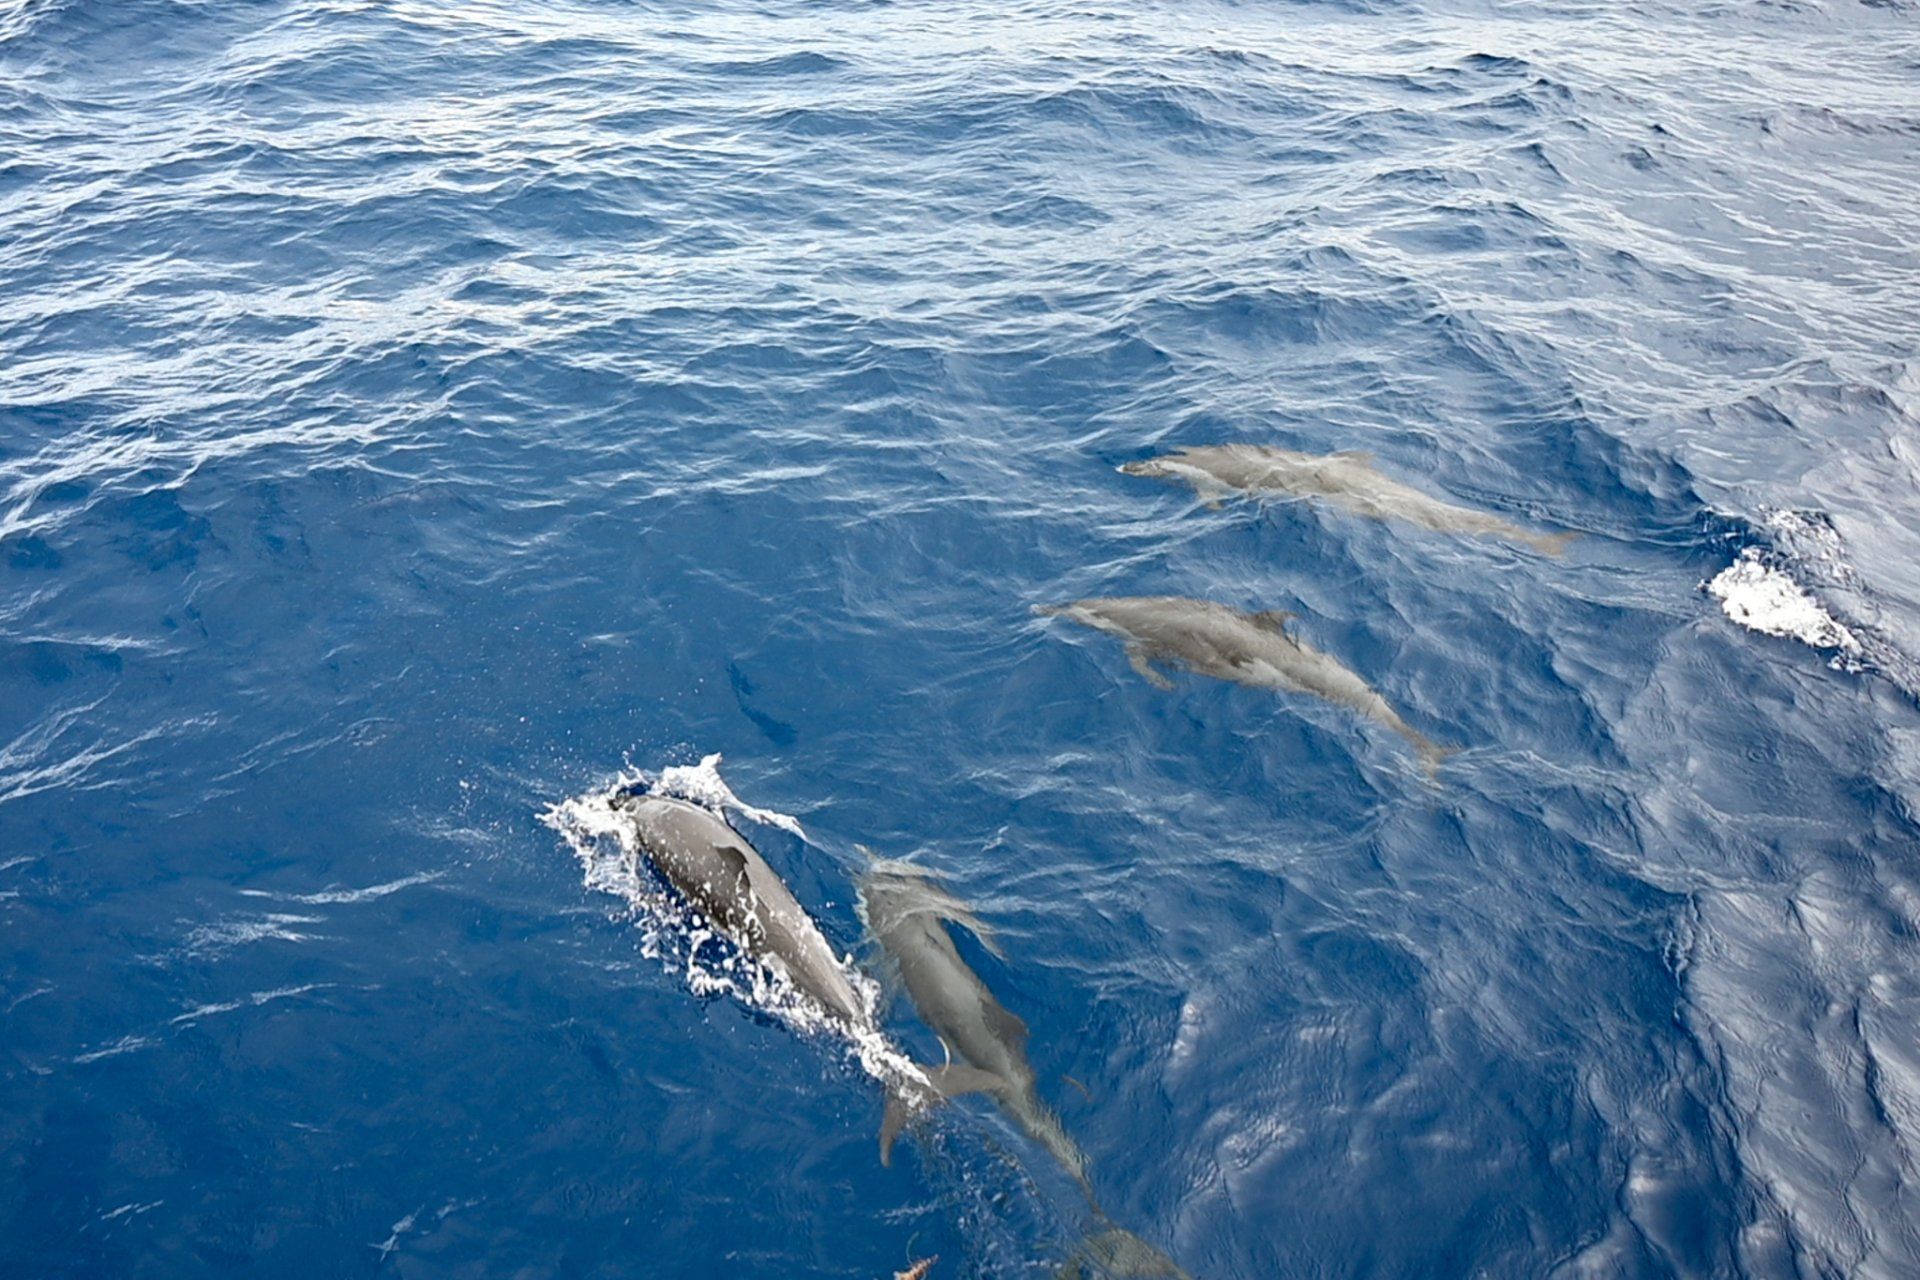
[
  {"left": 983, "top": 1002, "right": 1029, "bottom": 1050},
  {"left": 928, "top": 1063, "right": 1003, "bottom": 1100},
  {"left": 1127, "top": 645, "right": 1176, "bottom": 691}
]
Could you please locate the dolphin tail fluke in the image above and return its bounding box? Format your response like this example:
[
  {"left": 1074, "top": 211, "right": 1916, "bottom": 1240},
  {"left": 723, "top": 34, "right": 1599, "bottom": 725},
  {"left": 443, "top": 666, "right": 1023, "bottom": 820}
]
[
  {"left": 1058, "top": 1228, "right": 1192, "bottom": 1280},
  {"left": 1413, "top": 736, "right": 1456, "bottom": 781},
  {"left": 928, "top": 1063, "right": 1002, "bottom": 1099},
  {"left": 879, "top": 1065, "right": 1005, "bottom": 1165},
  {"left": 1530, "top": 529, "right": 1580, "bottom": 556}
]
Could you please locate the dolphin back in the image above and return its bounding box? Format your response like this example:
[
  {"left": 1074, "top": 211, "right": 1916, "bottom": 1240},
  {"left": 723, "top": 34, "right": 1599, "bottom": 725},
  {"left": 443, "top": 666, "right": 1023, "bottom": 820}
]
[{"left": 618, "top": 795, "right": 867, "bottom": 1028}]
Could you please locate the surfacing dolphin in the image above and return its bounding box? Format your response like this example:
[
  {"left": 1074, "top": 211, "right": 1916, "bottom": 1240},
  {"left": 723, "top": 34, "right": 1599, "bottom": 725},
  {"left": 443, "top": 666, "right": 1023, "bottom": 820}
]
[
  {"left": 858, "top": 861, "right": 1192, "bottom": 1280},
  {"left": 1038, "top": 595, "right": 1450, "bottom": 775},
  {"left": 610, "top": 794, "right": 995, "bottom": 1123},
  {"left": 1121, "top": 444, "right": 1576, "bottom": 555}
]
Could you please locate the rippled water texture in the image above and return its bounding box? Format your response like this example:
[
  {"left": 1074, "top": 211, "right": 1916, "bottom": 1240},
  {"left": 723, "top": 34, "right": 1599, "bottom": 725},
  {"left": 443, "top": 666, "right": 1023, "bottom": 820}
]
[{"left": 5, "top": 0, "right": 1920, "bottom": 1276}]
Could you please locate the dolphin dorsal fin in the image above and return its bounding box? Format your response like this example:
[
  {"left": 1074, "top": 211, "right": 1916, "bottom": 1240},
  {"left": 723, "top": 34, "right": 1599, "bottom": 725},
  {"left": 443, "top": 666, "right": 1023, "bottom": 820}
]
[
  {"left": 1250, "top": 609, "right": 1295, "bottom": 634},
  {"left": 713, "top": 843, "right": 752, "bottom": 885},
  {"left": 983, "top": 1000, "right": 1029, "bottom": 1049}
]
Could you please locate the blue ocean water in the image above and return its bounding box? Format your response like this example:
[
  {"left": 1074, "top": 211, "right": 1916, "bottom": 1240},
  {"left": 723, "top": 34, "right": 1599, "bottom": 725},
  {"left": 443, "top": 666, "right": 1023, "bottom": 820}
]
[{"left": 5, "top": 0, "right": 1920, "bottom": 1275}]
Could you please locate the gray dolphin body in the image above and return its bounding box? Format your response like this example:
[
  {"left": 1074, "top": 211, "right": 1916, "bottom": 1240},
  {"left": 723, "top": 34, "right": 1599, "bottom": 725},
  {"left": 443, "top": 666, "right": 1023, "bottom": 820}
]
[
  {"left": 858, "top": 862, "right": 1088, "bottom": 1184},
  {"left": 617, "top": 793, "right": 871, "bottom": 1026},
  {"left": 1039, "top": 595, "right": 1448, "bottom": 774},
  {"left": 612, "top": 796, "right": 995, "bottom": 1118},
  {"left": 859, "top": 863, "right": 1193, "bottom": 1280},
  {"left": 1121, "top": 444, "right": 1575, "bottom": 555}
]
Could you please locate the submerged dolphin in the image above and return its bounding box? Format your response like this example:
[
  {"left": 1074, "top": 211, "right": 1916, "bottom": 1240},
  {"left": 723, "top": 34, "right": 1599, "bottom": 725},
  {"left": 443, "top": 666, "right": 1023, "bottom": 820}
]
[
  {"left": 610, "top": 795, "right": 995, "bottom": 1118},
  {"left": 1038, "top": 596, "right": 1449, "bottom": 774},
  {"left": 1121, "top": 444, "right": 1576, "bottom": 555},
  {"left": 858, "top": 861, "right": 1088, "bottom": 1183},
  {"left": 859, "top": 862, "right": 1193, "bottom": 1280}
]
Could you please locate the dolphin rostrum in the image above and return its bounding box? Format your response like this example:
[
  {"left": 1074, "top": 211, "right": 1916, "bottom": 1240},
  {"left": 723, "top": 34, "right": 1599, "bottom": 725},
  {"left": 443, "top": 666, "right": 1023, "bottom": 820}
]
[
  {"left": 1121, "top": 444, "right": 1576, "bottom": 555},
  {"left": 1038, "top": 595, "right": 1450, "bottom": 774},
  {"left": 610, "top": 794, "right": 996, "bottom": 1124},
  {"left": 859, "top": 861, "right": 1194, "bottom": 1280}
]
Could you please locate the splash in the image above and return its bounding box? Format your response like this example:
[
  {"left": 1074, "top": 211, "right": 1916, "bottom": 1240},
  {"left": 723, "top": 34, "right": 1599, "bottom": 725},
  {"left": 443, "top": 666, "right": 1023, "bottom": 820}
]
[
  {"left": 1708, "top": 548, "right": 1863, "bottom": 664},
  {"left": 655, "top": 752, "right": 806, "bottom": 838}
]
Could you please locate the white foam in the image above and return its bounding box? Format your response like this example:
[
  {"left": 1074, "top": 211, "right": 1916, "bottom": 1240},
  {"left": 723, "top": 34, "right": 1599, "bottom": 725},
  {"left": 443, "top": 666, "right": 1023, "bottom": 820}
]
[
  {"left": 72, "top": 1033, "right": 158, "bottom": 1065},
  {"left": 98, "top": 1201, "right": 163, "bottom": 1224},
  {"left": 168, "top": 983, "right": 333, "bottom": 1026},
  {"left": 239, "top": 871, "right": 441, "bottom": 905},
  {"left": 655, "top": 753, "right": 805, "bottom": 838},
  {"left": 371, "top": 1208, "right": 421, "bottom": 1260},
  {"left": 1709, "top": 549, "right": 1862, "bottom": 660},
  {"left": 180, "top": 913, "right": 324, "bottom": 956}
]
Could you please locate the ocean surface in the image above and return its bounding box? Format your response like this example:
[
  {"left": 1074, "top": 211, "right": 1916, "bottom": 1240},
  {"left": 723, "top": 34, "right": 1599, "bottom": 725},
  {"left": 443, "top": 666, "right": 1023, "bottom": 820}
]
[{"left": 5, "top": 0, "right": 1920, "bottom": 1276}]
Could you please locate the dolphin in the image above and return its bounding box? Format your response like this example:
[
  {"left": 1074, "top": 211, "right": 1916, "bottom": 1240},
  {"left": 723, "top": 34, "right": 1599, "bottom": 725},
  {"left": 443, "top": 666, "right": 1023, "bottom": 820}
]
[
  {"left": 1121, "top": 444, "right": 1576, "bottom": 555},
  {"left": 859, "top": 862, "right": 1194, "bottom": 1280},
  {"left": 858, "top": 861, "right": 1090, "bottom": 1183},
  {"left": 1059, "top": 1230, "right": 1192, "bottom": 1279},
  {"left": 610, "top": 794, "right": 996, "bottom": 1121},
  {"left": 1037, "top": 595, "right": 1449, "bottom": 774}
]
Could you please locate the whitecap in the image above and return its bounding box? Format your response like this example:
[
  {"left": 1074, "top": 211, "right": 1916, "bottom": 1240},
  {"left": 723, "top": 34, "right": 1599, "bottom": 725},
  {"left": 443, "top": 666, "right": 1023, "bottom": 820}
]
[
  {"left": 238, "top": 870, "right": 441, "bottom": 905},
  {"left": 1708, "top": 549, "right": 1862, "bottom": 662},
  {"left": 169, "top": 983, "right": 333, "bottom": 1026},
  {"left": 180, "top": 913, "right": 324, "bottom": 957},
  {"left": 72, "top": 1033, "right": 158, "bottom": 1065}
]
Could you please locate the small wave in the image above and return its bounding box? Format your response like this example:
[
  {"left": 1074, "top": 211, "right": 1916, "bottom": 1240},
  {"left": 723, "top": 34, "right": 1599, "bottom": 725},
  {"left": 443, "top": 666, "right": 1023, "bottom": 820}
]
[
  {"left": 71, "top": 1032, "right": 158, "bottom": 1065},
  {"left": 168, "top": 982, "right": 333, "bottom": 1026},
  {"left": 179, "top": 912, "right": 324, "bottom": 957},
  {"left": 708, "top": 50, "right": 845, "bottom": 77},
  {"left": 96, "top": 1200, "right": 163, "bottom": 1224},
  {"left": 0, "top": 708, "right": 215, "bottom": 806},
  {"left": 238, "top": 870, "right": 441, "bottom": 905}
]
